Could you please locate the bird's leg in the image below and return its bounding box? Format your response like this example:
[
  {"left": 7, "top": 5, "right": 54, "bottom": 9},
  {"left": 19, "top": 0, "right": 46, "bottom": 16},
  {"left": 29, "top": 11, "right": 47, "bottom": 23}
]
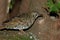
[
  {"left": 18, "top": 29, "right": 26, "bottom": 35},
  {"left": 20, "top": 30, "right": 25, "bottom": 33}
]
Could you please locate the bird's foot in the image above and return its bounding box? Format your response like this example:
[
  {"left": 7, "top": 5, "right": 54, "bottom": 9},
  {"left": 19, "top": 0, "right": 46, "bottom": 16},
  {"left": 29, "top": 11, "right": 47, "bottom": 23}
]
[{"left": 18, "top": 30, "right": 26, "bottom": 35}]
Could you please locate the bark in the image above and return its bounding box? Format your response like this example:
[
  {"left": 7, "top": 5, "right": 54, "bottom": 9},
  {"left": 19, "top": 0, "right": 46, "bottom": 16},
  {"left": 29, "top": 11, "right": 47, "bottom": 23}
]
[
  {"left": 19, "top": 0, "right": 30, "bottom": 15},
  {"left": 0, "top": 0, "right": 8, "bottom": 25},
  {"left": 9, "top": 0, "right": 30, "bottom": 18},
  {"left": 9, "top": 0, "right": 20, "bottom": 18}
]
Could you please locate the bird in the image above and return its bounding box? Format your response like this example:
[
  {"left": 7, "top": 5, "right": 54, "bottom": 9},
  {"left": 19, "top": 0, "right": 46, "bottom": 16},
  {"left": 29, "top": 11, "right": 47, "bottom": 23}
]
[{"left": 3, "top": 11, "right": 42, "bottom": 31}]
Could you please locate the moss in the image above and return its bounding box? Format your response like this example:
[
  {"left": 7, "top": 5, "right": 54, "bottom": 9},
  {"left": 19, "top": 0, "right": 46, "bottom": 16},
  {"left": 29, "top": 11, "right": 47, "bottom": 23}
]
[{"left": 0, "top": 31, "right": 34, "bottom": 40}]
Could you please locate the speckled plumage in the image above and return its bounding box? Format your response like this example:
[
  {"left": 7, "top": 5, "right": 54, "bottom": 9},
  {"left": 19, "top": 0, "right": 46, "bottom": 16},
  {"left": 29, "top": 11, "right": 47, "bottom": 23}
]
[{"left": 4, "top": 12, "right": 40, "bottom": 30}]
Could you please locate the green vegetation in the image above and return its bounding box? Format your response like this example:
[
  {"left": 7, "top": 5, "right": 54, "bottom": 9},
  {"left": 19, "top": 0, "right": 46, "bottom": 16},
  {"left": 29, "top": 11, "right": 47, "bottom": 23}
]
[
  {"left": 6, "top": 35, "right": 34, "bottom": 40},
  {"left": 0, "top": 31, "right": 35, "bottom": 40},
  {"left": 9, "top": 0, "right": 15, "bottom": 10},
  {"left": 47, "top": 0, "right": 60, "bottom": 12}
]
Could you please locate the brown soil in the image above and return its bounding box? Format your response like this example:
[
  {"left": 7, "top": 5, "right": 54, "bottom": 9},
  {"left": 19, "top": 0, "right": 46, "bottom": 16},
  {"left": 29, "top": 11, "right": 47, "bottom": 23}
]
[
  {"left": 26, "top": 0, "right": 60, "bottom": 40},
  {"left": 0, "top": 0, "right": 60, "bottom": 40}
]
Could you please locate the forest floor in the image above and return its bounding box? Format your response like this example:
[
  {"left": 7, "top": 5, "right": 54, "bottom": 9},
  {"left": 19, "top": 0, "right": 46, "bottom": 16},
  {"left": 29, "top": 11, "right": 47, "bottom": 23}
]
[
  {"left": 0, "top": 0, "right": 60, "bottom": 40},
  {"left": 27, "top": 16, "right": 60, "bottom": 40}
]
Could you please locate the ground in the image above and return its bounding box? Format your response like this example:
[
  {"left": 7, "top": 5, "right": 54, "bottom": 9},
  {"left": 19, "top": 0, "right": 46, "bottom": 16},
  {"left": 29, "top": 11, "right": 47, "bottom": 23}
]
[
  {"left": 0, "top": 0, "right": 60, "bottom": 40},
  {"left": 27, "top": 16, "right": 60, "bottom": 40}
]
